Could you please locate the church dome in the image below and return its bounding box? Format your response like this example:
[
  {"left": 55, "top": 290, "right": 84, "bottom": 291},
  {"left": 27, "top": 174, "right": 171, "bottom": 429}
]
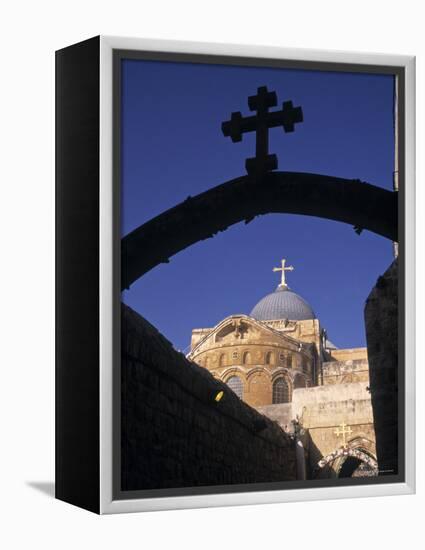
[{"left": 250, "top": 285, "right": 316, "bottom": 321}]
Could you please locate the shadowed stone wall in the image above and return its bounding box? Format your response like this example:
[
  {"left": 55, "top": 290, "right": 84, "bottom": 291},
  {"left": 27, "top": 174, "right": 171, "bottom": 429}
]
[
  {"left": 121, "top": 304, "right": 297, "bottom": 491},
  {"left": 365, "top": 259, "right": 399, "bottom": 475},
  {"left": 257, "top": 404, "right": 293, "bottom": 431}
]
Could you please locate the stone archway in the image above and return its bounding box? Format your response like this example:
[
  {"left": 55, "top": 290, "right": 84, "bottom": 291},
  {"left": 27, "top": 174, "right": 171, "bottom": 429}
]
[
  {"left": 122, "top": 171, "right": 397, "bottom": 289},
  {"left": 314, "top": 447, "right": 378, "bottom": 478}
]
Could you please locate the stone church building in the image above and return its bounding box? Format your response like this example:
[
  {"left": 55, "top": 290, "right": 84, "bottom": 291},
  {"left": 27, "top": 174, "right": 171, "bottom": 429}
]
[{"left": 188, "top": 259, "right": 378, "bottom": 479}]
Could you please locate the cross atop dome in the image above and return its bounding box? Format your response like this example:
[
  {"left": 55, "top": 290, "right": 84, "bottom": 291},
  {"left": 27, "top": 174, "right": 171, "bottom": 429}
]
[{"left": 273, "top": 258, "right": 294, "bottom": 289}]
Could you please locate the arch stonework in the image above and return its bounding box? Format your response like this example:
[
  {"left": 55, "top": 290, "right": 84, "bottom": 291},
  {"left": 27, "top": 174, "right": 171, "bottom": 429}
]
[
  {"left": 246, "top": 366, "right": 272, "bottom": 381},
  {"left": 122, "top": 172, "right": 397, "bottom": 289},
  {"left": 315, "top": 447, "right": 378, "bottom": 477},
  {"left": 265, "top": 351, "right": 274, "bottom": 365},
  {"left": 242, "top": 350, "right": 252, "bottom": 365},
  {"left": 220, "top": 367, "right": 246, "bottom": 385},
  {"left": 271, "top": 367, "right": 291, "bottom": 381}
]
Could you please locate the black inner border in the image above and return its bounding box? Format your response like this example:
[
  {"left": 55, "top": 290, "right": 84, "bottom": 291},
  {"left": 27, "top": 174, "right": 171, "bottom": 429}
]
[{"left": 112, "top": 48, "right": 406, "bottom": 501}]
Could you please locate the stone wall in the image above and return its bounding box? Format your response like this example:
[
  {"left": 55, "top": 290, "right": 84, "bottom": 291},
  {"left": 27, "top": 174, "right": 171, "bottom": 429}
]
[
  {"left": 122, "top": 304, "right": 297, "bottom": 491},
  {"left": 257, "top": 404, "right": 294, "bottom": 431},
  {"left": 190, "top": 315, "right": 314, "bottom": 407},
  {"left": 259, "top": 385, "right": 376, "bottom": 476},
  {"left": 322, "top": 359, "right": 369, "bottom": 385},
  {"left": 327, "top": 347, "right": 368, "bottom": 362},
  {"left": 365, "top": 259, "right": 399, "bottom": 475}
]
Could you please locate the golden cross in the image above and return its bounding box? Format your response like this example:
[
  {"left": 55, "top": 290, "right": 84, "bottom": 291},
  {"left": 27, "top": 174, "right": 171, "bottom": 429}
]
[
  {"left": 334, "top": 422, "right": 353, "bottom": 446},
  {"left": 273, "top": 258, "right": 294, "bottom": 288}
]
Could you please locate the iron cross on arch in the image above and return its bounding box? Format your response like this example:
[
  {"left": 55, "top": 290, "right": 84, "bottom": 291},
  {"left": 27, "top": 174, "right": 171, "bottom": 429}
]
[{"left": 222, "top": 86, "right": 303, "bottom": 177}]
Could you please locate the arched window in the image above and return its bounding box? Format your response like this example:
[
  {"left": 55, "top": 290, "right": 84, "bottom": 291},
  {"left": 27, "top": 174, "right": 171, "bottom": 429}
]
[
  {"left": 302, "top": 358, "right": 309, "bottom": 374},
  {"left": 272, "top": 377, "right": 290, "bottom": 403},
  {"left": 286, "top": 354, "right": 293, "bottom": 368},
  {"left": 265, "top": 351, "right": 274, "bottom": 365},
  {"left": 219, "top": 353, "right": 226, "bottom": 367},
  {"left": 294, "top": 374, "right": 306, "bottom": 389},
  {"left": 242, "top": 351, "right": 251, "bottom": 364},
  {"left": 226, "top": 375, "right": 243, "bottom": 399}
]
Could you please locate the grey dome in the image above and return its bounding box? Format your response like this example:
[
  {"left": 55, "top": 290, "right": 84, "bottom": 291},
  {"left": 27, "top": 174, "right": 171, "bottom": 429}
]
[{"left": 250, "top": 285, "right": 315, "bottom": 321}]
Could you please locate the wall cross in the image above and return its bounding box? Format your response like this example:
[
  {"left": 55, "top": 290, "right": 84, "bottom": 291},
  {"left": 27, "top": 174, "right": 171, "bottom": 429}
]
[{"left": 334, "top": 422, "right": 353, "bottom": 446}]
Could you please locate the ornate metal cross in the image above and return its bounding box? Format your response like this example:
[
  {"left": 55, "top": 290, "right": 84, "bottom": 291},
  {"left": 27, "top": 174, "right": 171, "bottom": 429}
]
[
  {"left": 222, "top": 86, "right": 303, "bottom": 177},
  {"left": 273, "top": 258, "right": 294, "bottom": 288},
  {"left": 334, "top": 422, "right": 353, "bottom": 446}
]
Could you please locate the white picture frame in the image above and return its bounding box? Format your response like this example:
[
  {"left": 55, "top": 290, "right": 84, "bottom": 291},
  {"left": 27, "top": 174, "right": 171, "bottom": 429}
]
[{"left": 56, "top": 35, "right": 415, "bottom": 514}]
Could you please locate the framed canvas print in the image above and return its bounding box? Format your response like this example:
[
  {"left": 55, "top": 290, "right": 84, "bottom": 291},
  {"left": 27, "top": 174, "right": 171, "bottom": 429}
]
[{"left": 55, "top": 35, "right": 415, "bottom": 514}]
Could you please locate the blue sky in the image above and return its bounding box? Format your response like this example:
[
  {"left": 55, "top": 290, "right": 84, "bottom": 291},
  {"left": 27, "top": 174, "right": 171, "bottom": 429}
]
[{"left": 121, "top": 57, "right": 395, "bottom": 352}]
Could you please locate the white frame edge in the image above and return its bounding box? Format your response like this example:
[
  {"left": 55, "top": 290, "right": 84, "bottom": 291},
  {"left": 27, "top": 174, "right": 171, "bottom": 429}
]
[{"left": 99, "top": 35, "right": 416, "bottom": 514}]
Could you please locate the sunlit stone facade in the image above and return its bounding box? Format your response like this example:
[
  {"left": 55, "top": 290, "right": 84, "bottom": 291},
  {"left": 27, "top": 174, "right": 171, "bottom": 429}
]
[{"left": 188, "top": 261, "right": 377, "bottom": 478}]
